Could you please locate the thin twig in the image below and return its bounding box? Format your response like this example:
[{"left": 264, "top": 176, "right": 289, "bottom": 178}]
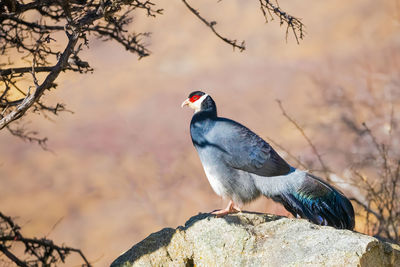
[
  {"left": 6, "top": 125, "right": 48, "bottom": 150},
  {"left": 349, "top": 197, "right": 382, "bottom": 220},
  {"left": 181, "top": 0, "right": 245, "bottom": 51},
  {"left": 0, "top": 212, "right": 92, "bottom": 266},
  {"left": 276, "top": 99, "right": 331, "bottom": 180},
  {"left": 258, "top": 0, "right": 305, "bottom": 44},
  {"left": 265, "top": 136, "right": 308, "bottom": 169}
]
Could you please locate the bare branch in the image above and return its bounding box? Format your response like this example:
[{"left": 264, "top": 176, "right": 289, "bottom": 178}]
[
  {"left": 0, "top": 245, "right": 28, "bottom": 267},
  {"left": 6, "top": 125, "right": 48, "bottom": 150},
  {"left": 1, "top": 66, "right": 55, "bottom": 77},
  {"left": 0, "top": 32, "right": 79, "bottom": 130},
  {"left": 181, "top": 0, "right": 245, "bottom": 51},
  {"left": 0, "top": 0, "right": 163, "bottom": 138},
  {"left": 349, "top": 197, "right": 382, "bottom": 221},
  {"left": 0, "top": 211, "right": 91, "bottom": 266}
]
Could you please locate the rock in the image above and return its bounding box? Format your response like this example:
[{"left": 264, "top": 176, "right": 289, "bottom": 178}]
[{"left": 111, "top": 212, "right": 400, "bottom": 267}]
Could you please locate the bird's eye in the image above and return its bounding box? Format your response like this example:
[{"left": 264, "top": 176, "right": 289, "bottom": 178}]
[{"left": 190, "top": 95, "right": 200, "bottom": 102}]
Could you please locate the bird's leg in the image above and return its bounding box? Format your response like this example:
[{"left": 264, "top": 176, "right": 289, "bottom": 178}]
[{"left": 211, "top": 200, "right": 241, "bottom": 217}]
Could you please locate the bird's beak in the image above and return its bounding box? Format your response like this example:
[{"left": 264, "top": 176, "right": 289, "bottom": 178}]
[{"left": 181, "top": 98, "right": 190, "bottom": 108}]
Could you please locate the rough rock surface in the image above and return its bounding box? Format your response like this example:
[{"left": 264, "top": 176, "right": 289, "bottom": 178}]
[{"left": 111, "top": 212, "right": 400, "bottom": 267}]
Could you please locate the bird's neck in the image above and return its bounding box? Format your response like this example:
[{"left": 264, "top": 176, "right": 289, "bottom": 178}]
[
  {"left": 190, "top": 111, "right": 217, "bottom": 136},
  {"left": 195, "top": 96, "right": 217, "bottom": 118},
  {"left": 190, "top": 99, "right": 217, "bottom": 142},
  {"left": 190, "top": 97, "right": 218, "bottom": 144}
]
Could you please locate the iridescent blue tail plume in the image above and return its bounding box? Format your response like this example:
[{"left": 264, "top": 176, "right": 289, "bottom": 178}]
[{"left": 270, "top": 172, "right": 355, "bottom": 230}]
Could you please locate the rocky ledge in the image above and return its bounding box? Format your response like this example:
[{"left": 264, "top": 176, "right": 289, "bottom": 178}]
[{"left": 111, "top": 212, "right": 400, "bottom": 267}]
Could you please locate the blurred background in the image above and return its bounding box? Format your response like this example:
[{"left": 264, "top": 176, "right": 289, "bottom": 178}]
[{"left": 1, "top": 0, "right": 399, "bottom": 265}]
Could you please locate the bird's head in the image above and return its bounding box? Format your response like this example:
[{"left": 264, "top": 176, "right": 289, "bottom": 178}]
[{"left": 181, "top": 91, "right": 213, "bottom": 113}]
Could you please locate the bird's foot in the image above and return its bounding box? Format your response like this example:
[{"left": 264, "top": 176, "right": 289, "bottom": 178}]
[{"left": 211, "top": 200, "right": 241, "bottom": 217}]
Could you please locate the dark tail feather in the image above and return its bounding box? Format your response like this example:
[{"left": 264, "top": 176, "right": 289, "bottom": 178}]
[{"left": 272, "top": 174, "right": 355, "bottom": 230}]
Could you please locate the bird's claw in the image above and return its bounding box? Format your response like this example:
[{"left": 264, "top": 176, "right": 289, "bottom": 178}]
[
  {"left": 211, "top": 209, "right": 240, "bottom": 217},
  {"left": 211, "top": 200, "right": 241, "bottom": 217}
]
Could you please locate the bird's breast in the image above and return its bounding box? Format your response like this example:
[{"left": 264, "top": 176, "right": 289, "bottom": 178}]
[
  {"left": 196, "top": 146, "right": 228, "bottom": 197},
  {"left": 202, "top": 162, "right": 229, "bottom": 198}
]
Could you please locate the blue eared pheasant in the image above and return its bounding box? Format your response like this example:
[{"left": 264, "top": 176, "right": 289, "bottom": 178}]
[{"left": 182, "top": 91, "right": 355, "bottom": 230}]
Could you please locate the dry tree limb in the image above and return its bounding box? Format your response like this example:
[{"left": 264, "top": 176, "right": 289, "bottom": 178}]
[
  {"left": 0, "top": 32, "right": 79, "bottom": 130},
  {"left": 182, "top": 0, "right": 304, "bottom": 51},
  {"left": 0, "top": 245, "right": 28, "bottom": 267},
  {"left": 181, "top": 0, "right": 245, "bottom": 51},
  {"left": 1, "top": 66, "right": 55, "bottom": 77},
  {"left": 0, "top": 0, "right": 163, "bottom": 139}
]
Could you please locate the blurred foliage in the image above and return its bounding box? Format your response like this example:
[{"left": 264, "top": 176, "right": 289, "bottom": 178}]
[
  {"left": 317, "top": 47, "right": 400, "bottom": 243},
  {"left": 276, "top": 45, "right": 400, "bottom": 243}
]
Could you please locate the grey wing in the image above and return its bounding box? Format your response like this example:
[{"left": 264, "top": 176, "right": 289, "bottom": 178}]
[{"left": 212, "top": 118, "right": 291, "bottom": 177}]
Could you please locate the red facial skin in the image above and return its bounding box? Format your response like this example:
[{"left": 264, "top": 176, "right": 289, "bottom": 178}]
[{"left": 189, "top": 95, "right": 200, "bottom": 103}]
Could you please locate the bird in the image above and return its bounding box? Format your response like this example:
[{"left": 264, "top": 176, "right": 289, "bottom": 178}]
[{"left": 181, "top": 91, "right": 355, "bottom": 230}]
